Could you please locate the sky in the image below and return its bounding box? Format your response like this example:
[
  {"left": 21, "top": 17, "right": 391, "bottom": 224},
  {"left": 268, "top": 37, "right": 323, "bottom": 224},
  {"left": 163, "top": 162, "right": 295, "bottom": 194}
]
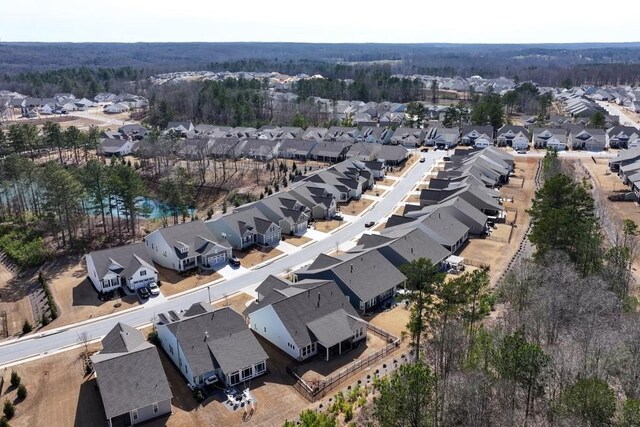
[{"left": 0, "top": 0, "right": 639, "bottom": 44}]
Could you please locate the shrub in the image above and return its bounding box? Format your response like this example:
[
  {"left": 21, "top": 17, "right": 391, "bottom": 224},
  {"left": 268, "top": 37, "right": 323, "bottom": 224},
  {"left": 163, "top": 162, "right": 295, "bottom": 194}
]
[
  {"left": 9, "top": 372, "right": 20, "bottom": 388},
  {"left": 0, "top": 416, "right": 10, "bottom": 427},
  {"left": 16, "top": 385, "right": 27, "bottom": 400},
  {"left": 21, "top": 321, "right": 32, "bottom": 335},
  {"left": 41, "top": 315, "right": 49, "bottom": 327},
  {"left": 147, "top": 330, "right": 159, "bottom": 345},
  {"left": 344, "top": 405, "right": 353, "bottom": 422},
  {"left": 2, "top": 401, "right": 14, "bottom": 420},
  {"left": 0, "top": 225, "right": 49, "bottom": 269},
  {"left": 193, "top": 389, "right": 204, "bottom": 402}
]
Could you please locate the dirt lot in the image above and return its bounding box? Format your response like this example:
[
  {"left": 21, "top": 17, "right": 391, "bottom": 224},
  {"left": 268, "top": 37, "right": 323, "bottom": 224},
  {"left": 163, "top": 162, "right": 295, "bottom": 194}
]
[
  {"left": 0, "top": 263, "right": 35, "bottom": 338},
  {"left": 40, "top": 259, "right": 138, "bottom": 330},
  {"left": 283, "top": 235, "right": 313, "bottom": 247},
  {"left": 404, "top": 194, "right": 420, "bottom": 204},
  {"left": 157, "top": 265, "right": 222, "bottom": 297},
  {"left": 313, "top": 220, "right": 342, "bottom": 233},
  {"left": 2, "top": 344, "right": 104, "bottom": 427},
  {"left": 212, "top": 292, "right": 254, "bottom": 314},
  {"left": 379, "top": 177, "right": 398, "bottom": 187},
  {"left": 339, "top": 198, "right": 374, "bottom": 216},
  {"left": 459, "top": 158, "right": 538, "bottom": 283},
  {"left": 236, "top": 247, "right": 283, "bottom": 268},
  {"left": 368, "top": 305, "right": 411, "bottom": 337},
  {"left": 387, "top": 154, "right": 419, "bottom": 177}
]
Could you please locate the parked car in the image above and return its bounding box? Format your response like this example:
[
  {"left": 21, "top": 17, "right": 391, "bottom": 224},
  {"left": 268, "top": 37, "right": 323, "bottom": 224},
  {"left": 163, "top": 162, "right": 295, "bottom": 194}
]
[
  {"left": 443, "top": 156, "right": 451, "bottom": 161},
  {"left": 420, "top": 147, "right": 429, "bottom": 152},
  {"left": 137, "top": 287, "right": 150, "bottom": 299},
  {"left": 333, "top": 213, "right": 344, "bottom": 221},
  {"left": 365, "top": 221, "right": 375, "bottom": 228},
  {"left": 229, "top": 256, "right": 241, "bottom": 267},
  {"left": 148, "top": 282, "right": 160, "bottom": 296},
  {"left": 419, "top": 157, "right": 426, "bottom": 163},
  {"left": 204, "top": 375, "right": 219, "bottom": 385}
]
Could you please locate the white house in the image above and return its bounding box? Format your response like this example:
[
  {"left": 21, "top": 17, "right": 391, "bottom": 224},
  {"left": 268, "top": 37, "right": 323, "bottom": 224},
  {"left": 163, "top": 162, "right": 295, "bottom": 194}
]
[
  {"left": 474, "top": 135, "right": 494, "bottom": 148},
  {"left": 98, "top": 138, "right": 135, "bottom": 156},
  {"left": 245, "top": 277, "right": 367, "bottom": 361},
  {"left": 86, "top": 243, "right": 158, "bottom": 293},
  {"left": 156, "top": 303, "right": 268, "bottom": 388},
  {"left": 145, "top": 220, "right": 232, "bottom": 272},
  {"left": 512, "top": 133, "right": 530, "bottom": 151}
]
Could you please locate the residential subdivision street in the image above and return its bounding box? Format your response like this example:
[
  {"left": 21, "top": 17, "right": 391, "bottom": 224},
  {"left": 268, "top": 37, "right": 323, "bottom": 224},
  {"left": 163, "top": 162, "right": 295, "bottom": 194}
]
[{"left": 0, "top": 150, "right": 444, "bottom": 367}]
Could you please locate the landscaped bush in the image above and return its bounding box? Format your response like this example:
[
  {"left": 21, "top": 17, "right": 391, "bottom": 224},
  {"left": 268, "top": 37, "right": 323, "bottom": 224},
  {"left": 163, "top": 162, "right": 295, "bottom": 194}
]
[
  {"left": 0, "top": 225, "right": 49, "bottom": 269},
  {"left": 9, "top": 372, "right": 20, "bottom": 388},
  {"left": 21, "top": 321, "right": 32, "bottom": 335},
  {"left": 16, "top": 385, "right": 27, "bottom": 400},
  {"left": 2, "top": 401, "right": 14, "bottom": 420},
  {"left": 147, "top": 330, "right": 159, "bottom": 345}
]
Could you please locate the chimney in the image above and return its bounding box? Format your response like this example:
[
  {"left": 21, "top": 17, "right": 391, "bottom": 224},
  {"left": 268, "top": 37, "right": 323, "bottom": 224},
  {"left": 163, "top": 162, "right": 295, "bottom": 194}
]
[{"left": 204, "top": 331, "right": 209, "bottom": 341}]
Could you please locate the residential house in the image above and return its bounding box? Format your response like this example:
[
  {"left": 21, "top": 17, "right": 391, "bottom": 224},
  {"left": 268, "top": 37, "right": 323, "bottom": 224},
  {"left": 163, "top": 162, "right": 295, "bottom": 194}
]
[
  {"left": 609, "top": 148, "right": 640, "bottom": 172},
  {"left": 210, "top": 137, "right": 245, "bottom": 159},
  {"left": 97, "top": 138, "right": 135, "bottom": 156},
  {"left": 309, "top": 141, "right": 351, "bottom": 163},
  {"left": 145, "top": 220, "right": 232, "bottom": 272},
  {"left": 119, "top": 124, "right": 148, "bottom": 140},
  {"left": 378, "top": 112, "right": 404, "bottom": 126},
  {"left": 496, "top": 126, "right": 531, "bottom": 148},
  {"left": 278, "top": 139, "right": 318, "bottom": 160},
  {"left": 350, "top": 227, "right": 450, "bottom": 269},
  {"left": 302, "top": 127, "right": 329, "bottom": 142},
  {"left": 606, "top": 126, "right": 640, "bottom": 149},
  {"left": 91, "top": 323, "right": 172, "bottom": 427},
  {"left": 532, "top": 128, "right": 568, "bottom": 150},
  {"left": 461, "top": 126, "right": 494, "bottom": 145},
  {"left": 86, "top": 243, "right": 158, "bottom": 293},
  {"left": 288, "top": 185, "right": 338, "bottom": 219},
  {"left": 390, "top": 127, "right": 425, "bottom": 147},
  {"left": 156, "top": 303, "right": 268, "bottom": 387},
  {"left": 361, "top": 126, "right": 393, "bottom": 144},
  {"left": 104, "top": 103, "right": 130, "bottom": 114},
  {"left": 385, "top": 210, "right": 470, "bottom": 254},
  {"left": 237, "top": 195, "right": 309, "bottom": 236},
  {"left": 166, "top": 121, "right": 194, "bottom": 137},
  {"left": 403, "top": 196, "right": 488, "bottom": 235},
  {"left": 245, "top": 277, "right": 367, "bottom": 361},
  {"left": 293, "top": 249, "right": 407, "bottom": 313},
  {"left": 325, "top": 127, "right": 362, "bottom": 143},
  {"left": 568, "top": 127, "right": 606, "bottom": 151},
  {"left": 425, "top": 127, "right": 459, "bottom": 148},
  {"left": 207, "top": 207, "right": 282, "bottom": 250},
  {"left": 376, "top": 145, "right": 410, "bottom": 166}
]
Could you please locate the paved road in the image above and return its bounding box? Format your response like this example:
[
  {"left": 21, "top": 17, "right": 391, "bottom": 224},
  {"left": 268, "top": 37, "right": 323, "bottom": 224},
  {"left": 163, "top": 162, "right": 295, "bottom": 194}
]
[
  {"left": 597, "top": 101, "right": 640, "bottom": 130},
  {"left": 0, "top": 151, "right": 443, "bottom": 367}
]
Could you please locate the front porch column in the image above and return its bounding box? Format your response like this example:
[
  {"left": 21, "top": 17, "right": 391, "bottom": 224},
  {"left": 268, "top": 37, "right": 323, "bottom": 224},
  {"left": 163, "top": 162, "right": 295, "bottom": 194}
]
[
  {"left": 326, "top": 346, "right": 330, "bottom": 361},
  {"left": 339, "top": 342, "right": 342, "bottom": 356}
]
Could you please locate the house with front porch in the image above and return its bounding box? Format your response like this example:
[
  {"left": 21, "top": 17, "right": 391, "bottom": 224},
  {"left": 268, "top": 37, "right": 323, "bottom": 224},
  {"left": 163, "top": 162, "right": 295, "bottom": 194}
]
[
  {"left": 292, "top": 249, "right": 407, "bottom": 314},
  {"left": 606, "top": 126, "right": 640, "bottom": 149},
  {"left": 461, "top": 125, "right": 494, "bottom": 146},
  {"left": 496, "top": 126, "right": 530, "bottom": 147},
  {"left": 207, "top": 207, "right": 282, "bottom": 250},
  {"left": 156, "top": 303, "right": 268, "bottom": 388},
  {"left": 238, "top": 195, "right": 310, "bottom": 236},
  {"left": 86, "top": 243, "right": 158, "bottom": 293},
  {"left": 391, "top": 127, "right": 426, "bottom": 147},
  {"left": 245, "top": 277, "right": 367, "bottom": 361},
  {"left": 92, "top": 323, "right": 172, "bottom": 427},
  {"left": 288, "top": 185, "right": 338, "bottom": 219},
  {"left": 145, "top": 220, "right": 232, "bottom": 272}
]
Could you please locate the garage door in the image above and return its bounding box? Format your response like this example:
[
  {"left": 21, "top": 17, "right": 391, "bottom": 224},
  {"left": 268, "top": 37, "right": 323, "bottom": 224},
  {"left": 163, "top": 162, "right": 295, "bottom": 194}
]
[{"left": 208, "top": 253, "right": 226, "bottom": 266}]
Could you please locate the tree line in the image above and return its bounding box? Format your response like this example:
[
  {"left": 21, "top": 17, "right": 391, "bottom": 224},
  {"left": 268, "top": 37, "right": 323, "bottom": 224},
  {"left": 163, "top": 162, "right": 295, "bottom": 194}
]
[{"left": 289, "top": 151, "right": 640, "bottom": 426}]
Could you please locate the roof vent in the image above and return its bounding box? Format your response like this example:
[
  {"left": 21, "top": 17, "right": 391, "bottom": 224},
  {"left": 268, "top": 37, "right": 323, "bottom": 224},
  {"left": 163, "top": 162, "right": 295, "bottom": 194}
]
[{"left": 204, "top": 331, "right": 209, "bottom": 341}]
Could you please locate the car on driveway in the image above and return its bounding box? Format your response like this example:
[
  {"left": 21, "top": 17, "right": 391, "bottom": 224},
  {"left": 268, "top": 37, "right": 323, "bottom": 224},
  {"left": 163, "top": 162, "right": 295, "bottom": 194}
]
[
  {"left": 333, "top": 213, "right": 344, "bottom": 221},
  {"left": 365, "top": 221, "right": 375, "bottom": 228},
  {"left": 137, "top": 287, "right": 150, "bottom": 300},
  {"left": 229, "top": 256, "right": 241, "bottom": 267},
  {"left": 148, "top": 282, "right": 160, "bottom": 296},
  {"left": 420, "top": 147, "right": 429, "bottom": 152}
]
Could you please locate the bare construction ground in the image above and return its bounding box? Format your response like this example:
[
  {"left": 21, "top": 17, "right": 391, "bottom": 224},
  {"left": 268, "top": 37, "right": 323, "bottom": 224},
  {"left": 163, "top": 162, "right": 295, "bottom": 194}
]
[
  {"left": 156, "top": 266, "right": 223, "bottom": 297},
  {"left": 459, "top": 158, "right": 538, "bottom": 283},
  {"left": 339, "top": 198, "right": 374, "bottom": 216}
]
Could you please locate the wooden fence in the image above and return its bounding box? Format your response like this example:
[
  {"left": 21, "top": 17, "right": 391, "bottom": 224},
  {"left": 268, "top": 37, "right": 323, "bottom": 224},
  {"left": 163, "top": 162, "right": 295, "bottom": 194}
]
[{"left": 287, "top": 324, "right": 400, "bottom": 402}]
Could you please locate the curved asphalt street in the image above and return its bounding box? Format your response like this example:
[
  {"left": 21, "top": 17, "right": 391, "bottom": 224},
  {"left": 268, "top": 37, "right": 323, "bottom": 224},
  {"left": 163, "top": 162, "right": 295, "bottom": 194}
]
[{"left": 0, "top": 151, "right": 443, "bottom": 367}]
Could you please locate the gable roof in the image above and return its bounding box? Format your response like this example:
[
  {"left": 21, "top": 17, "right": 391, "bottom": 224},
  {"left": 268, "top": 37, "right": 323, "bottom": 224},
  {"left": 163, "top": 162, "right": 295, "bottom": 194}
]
[
  {"left": 152, "top": 220, "right": 231, "bottom": 260},
  {"left": 160, "top": 304, "right": 267, "bottom": 377},
  {"left": 91, "top": 324, "right": 172, "bottom": 420},
  {"left": 88, "top": 243, "right": 157, "bottom": 280},
  {"left": 246, "top": 279, "right": 364, "bottom": 348}
]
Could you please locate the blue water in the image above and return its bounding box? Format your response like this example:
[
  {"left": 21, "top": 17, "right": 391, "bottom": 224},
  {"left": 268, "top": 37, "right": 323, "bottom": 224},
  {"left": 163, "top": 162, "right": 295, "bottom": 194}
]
[{"left": 87, "top": 197, "right": 196, "bottom": 220}]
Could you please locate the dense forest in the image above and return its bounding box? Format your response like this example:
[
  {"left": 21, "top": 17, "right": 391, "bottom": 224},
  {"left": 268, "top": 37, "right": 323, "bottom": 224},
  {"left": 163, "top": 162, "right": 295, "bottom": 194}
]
[{"left": 285, "top": 152, "right": 640, "bottom": 426}]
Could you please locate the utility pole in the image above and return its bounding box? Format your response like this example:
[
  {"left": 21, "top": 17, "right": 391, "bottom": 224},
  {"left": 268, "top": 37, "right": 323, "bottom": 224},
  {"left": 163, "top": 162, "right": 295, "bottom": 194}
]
[{"left": 207, "top": 285, "right": 211, "bottom": 304}]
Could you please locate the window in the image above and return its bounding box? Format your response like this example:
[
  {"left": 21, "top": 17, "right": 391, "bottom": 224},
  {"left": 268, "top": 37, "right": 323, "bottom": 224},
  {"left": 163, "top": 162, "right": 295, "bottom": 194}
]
[
  {"left": 131, "top": 409, "right": 138, "bottom": 421},
  {"left": 169, "top": 345, "right": 173, "bottom": 355},
  {"left": 255, "top": 362, "right": 265, "bottom": 373},
  {"left": 140, "top": 270, "right": 146, "bottom": 276},
  {"left": 153, "top": 402, "right": 159, "bottom": 413},
  {"left": 263, "top": 326, "right": 267, "bottom": 333},
  {"left": 230, "top": 372, "right": 240, "bottom": 384},
  {"left": 242, "top": 367, "right": 253, "bottom": 379}
]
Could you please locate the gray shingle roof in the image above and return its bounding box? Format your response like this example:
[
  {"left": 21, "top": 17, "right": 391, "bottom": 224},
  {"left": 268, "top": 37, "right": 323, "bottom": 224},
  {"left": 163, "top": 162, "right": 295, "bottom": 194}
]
[
  {"left": 152, "top": 220, "right": 230, "bottom": 260},
  {"left": 91, "top": 324, "right": 172, "bottom": 420},
  {"left": 88, "top": 243, "right": 157, "bottom": 281},
  {"left": 161, "top": 304, "right": 267, "bottom": 377}
]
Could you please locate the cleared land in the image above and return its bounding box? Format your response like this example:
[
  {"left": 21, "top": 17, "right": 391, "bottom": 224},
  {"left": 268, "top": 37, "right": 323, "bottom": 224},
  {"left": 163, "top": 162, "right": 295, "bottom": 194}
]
[
  {"left": 368, "top": 304, "right": 411, "bottom": 337},
  {"left": 339, "top": 198, "right": 374, "bottom": 216},
  {"left": 157, "top": 266, "right": 223, "bottom": 297},
  {"left": 459, "top": 158, "right": 538, "bottom": 283},
  {"left": 212, "top": 292, "right": 254, "bottom": 314},
  {"left": 2, "top": 344, "right": 104, "bottom": 427},
  {"left": 236, "top": 247, "right": 283, "bottom": 268},
  {"left": 283, "top": 235, "right": 313, "bottom": 247}
]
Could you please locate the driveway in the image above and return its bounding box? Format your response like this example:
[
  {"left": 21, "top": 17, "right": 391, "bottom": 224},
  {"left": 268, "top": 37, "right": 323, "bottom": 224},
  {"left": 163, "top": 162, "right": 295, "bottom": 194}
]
[{"left": 0, "top": 151, "right": 442, "bottom": 367}]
